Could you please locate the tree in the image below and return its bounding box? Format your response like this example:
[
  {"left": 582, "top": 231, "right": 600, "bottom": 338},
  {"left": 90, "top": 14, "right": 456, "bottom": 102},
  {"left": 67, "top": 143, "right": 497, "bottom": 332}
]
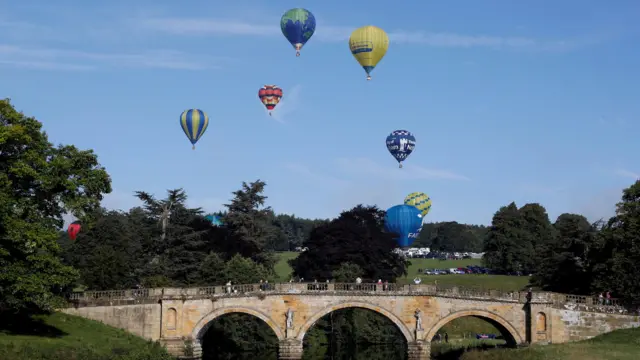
[
  {"left": 531, "top": 213, "right": 596, "bottom": 294},
  {"left": 223, "top": 180, "right": 276, "bottom": 268},
  {"left": 0, "top": 99, "right": 111, "bottom": 313},
  {"left": 483, "top": 203, "right": 528, "bottom": 273},
  {"left": 67, "top": 209, "right": 143, "bottom": 290},
  {"left": 590, "top": 180, "right": 640, "bottom": 306},
  {"left": 290, "top": 205, "right": 409, "bottom": 282},
  {"left": 412, "top": 222, "right": 487, "bottom": 252},
  {"left": 332, "top": 262, "right": 364, "bottom": 282}
]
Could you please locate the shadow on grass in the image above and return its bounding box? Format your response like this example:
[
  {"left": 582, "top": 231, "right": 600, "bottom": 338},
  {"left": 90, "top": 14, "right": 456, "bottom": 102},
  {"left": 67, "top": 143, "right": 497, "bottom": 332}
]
[{"left": 0, "top": 313, "right": 68, "bottom": 338}]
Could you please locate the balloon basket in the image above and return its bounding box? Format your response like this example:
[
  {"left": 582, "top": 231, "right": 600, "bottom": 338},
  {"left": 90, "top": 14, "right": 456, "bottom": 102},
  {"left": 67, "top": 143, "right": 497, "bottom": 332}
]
[
  {"left": 296, "top": 51, "right": 300, "bottom": 57},
  {"left": 399, "top": 163, "right": 403, "bottom": 168},
  {"left": 192, "top": 145, "right": 195, "bottom": 150},
  {"left": 269, "top": 112, "right": 272, "bottom": 116},
  {"left": 366, "top": 75, "right": 372, "bottom": 81}
]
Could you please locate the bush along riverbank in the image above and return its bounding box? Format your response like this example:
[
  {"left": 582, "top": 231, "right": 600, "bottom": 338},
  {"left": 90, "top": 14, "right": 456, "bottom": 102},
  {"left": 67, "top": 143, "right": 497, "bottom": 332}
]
[{"left": 0, "top": 312, "right": 174, "bottom": 360}]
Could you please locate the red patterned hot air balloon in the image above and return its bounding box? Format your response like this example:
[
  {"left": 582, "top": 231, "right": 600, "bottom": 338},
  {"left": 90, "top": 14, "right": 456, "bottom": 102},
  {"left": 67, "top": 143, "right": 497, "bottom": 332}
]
[
  {"left": 67, "top": 221, "right": 81, "bottom": 241},
  {"left": 258, "top": 85, "right": 283, "bottom": 116}
]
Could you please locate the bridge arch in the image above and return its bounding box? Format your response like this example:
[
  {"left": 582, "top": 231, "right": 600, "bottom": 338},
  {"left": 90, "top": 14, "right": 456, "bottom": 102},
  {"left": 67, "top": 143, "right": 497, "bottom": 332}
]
[
  {"left": 424, "top": 309, "right": 523, "bottom": 345},
  {"left": 296, "top": 301, "right": 413, "bottom": 343},
  {"left": 192, "top": 306, "right": 285, "bottom": 341}
]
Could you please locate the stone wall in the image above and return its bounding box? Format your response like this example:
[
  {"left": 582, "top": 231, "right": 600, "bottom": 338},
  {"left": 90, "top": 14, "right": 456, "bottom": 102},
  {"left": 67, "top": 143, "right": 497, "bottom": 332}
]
[
  {"left": 62, "top": 304, "right": 161, "bottom": 341},
  {"left": 550, "top": 308, "right": 640, "bottom": 343}
]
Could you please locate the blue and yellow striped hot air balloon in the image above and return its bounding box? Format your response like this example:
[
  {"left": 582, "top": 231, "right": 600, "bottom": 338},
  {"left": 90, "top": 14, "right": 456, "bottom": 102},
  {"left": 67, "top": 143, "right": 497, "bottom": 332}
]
[
  {"left": 180, "top": 109, "right": 209, "bottom": 149},
  {"left": 404, "top": 192, "right": 432, "bottom": 217}
]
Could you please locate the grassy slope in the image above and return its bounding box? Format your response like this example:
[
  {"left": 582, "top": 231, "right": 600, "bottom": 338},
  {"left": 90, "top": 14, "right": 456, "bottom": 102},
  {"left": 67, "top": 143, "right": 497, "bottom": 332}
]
[
  {"left": 459, "top": 327, "right": 640, "bottom": 360},
  {"left": 0, "top": 312, "right": 172, "bottom": 360}
]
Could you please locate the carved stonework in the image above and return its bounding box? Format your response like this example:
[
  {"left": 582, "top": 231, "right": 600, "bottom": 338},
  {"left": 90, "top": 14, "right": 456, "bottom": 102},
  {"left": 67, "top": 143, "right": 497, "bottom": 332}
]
[
  {"left": 407, "top": 341, "right": 430, "bottom": 360},
  {"left": 279, "top": 339, "right": 303, "bottom": 360}
]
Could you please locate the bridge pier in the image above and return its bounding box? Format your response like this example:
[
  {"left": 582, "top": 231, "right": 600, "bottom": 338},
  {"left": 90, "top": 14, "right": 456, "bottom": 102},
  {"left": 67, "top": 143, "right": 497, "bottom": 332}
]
[
  {"left": 408, "top": 341, "right": 430, "bottom": 360},
  {"left": 278, "top": 339, "right": 303, "bottom": 359}
]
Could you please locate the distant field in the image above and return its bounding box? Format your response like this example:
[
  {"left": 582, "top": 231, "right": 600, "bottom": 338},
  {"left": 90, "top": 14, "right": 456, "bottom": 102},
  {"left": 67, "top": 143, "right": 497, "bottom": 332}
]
[{"left": 273, "top": 252, "right": 530, "bottom": 291}]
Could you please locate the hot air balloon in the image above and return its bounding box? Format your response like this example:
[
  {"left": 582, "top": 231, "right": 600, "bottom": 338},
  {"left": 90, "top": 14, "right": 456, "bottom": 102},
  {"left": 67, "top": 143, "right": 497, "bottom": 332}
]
[
  {"left": 386, "top": 130, "right": 416, "bottom": 168},
  {"left": 258, "top": 85, "right": 283, "bottom": 116},
  {"left": 280, "top": 8, "right": 316, "bottom": 57},
  {"left": 180, "top": 109, "right": 209, "bottom": 150},
  {"left": 67, "top": 221, "right": 81, "bottom": 241},
  {"left": 404, "top": 192, "right": 432, "bottom": 217},
  {"left": 205, "top": 214, "right": 224, "bottom": 227},
  {"left": 349, "top": 25, "right": 389, "bottom": 80},
  {"left": 385, "top": 205, "right": 423, "bottom": 248}
]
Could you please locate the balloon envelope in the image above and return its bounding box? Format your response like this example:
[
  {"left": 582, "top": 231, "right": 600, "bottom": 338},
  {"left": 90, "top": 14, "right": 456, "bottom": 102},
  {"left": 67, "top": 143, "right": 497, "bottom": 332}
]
[
  {"left": 67, "top": 221, "right": 81, "bottom": 241},
  {"left": 180, "top": 109, "right": 209, "bottom": 149},
  {"left": 280, "top": 8, "right": 316, "bottom": 56},
  {"left": 205, "top": 214, "right": 223, "bottom": 227},
  {"left": 384, "top": 205, "right": 423, "bottom": 248},
  {"left": 404, "top": 192, "right": 432, "bottom": 217},
  {"left": 258, "top": 85, "right": 283, "bottom": 114},
  {"left": 386, "top": 130, "right": 416, "bottom": 167},
  {"left": 349, "top": 25, "right": 389, "bottom": 80}
]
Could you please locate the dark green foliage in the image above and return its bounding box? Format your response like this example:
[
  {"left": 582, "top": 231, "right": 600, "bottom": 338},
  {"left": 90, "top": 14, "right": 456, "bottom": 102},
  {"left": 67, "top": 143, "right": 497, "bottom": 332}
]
[
  {"left": 590, "top": 181, "right": 640, "bottom": 306},
  {"left": 483, "top": 202, "right": 555, "bottom": 274},
  {"left": 289, "top": 205, "right": 409, "bottom": 282},
  {"left": 0, "top": 99, "right": 111, "bottom": 314},
  {"left": 414, "top": 222, "right": 488, "bottom": 252}
]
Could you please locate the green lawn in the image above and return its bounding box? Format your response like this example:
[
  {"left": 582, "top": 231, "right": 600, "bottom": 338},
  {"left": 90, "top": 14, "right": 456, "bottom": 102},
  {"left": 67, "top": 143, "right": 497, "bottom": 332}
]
[
  {"left": 458, "top": 327, "right": 640, "bottom": 360},
  {"left": 0, "top": 312, "right": 173, "bottom": 360},
  {"left": 273, "top": 251, "right": 531, "bottom": 291}
]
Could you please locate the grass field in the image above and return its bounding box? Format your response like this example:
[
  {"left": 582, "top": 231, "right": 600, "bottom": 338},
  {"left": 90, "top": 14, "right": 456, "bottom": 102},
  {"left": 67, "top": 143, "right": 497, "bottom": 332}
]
[
  {"left": 274, "top": 251, "right": 531, "bottom": 291},
  {"left": 457, "top": 326, "right": 640, "bottom": 360},
  {"left": 0, "top": 312, "right": 172, "bottom": 360}
]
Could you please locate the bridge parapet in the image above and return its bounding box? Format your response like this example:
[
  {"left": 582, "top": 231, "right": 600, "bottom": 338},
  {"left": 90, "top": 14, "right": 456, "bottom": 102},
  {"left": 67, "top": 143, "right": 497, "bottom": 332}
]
[{"left": 65, "top": 282, "right": 635, "bottom": 315}]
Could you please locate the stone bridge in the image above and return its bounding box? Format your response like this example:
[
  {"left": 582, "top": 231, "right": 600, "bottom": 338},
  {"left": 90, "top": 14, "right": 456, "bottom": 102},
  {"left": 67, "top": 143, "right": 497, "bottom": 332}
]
[{"left": 62, "top": 282, "right": 640, "bottom": 359}]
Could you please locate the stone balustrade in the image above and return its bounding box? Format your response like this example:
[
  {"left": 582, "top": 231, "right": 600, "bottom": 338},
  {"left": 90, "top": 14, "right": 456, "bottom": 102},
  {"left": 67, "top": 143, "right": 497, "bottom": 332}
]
[{"left": 65, "top": 282, "right": 633, "bottom": 315}]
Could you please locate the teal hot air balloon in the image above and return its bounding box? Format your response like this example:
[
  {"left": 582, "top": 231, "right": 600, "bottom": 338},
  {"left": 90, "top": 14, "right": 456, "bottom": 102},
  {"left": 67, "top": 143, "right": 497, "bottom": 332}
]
[
  {"left": 205, "top": 214, "right": 223, "bottom": 227},
  {"left": 384, "top": 204, "right": 423, "bottom": 248},
  {"left": 180, "top": 109, "right": 209, "bottom": 149}
]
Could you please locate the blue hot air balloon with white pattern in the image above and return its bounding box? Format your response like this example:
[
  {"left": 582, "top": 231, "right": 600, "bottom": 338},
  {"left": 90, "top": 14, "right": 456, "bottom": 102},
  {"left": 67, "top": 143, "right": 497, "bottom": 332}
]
[
  {"left": 384, "top": 204, "right": 423, "bottom": 248},
  {"left": 386, "top": 130, "right": 416, "bottom": 168},
  {"left": 180, "top": 109, "right": 209, "bottom": 149}
]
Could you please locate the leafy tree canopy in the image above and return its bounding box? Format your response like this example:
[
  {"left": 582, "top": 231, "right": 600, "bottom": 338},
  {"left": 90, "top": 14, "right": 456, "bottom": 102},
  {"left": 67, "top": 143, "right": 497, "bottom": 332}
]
[
  {"left": 289, "top": 205, "right": 409, "bottom": 282},
  {"left": 0, "top": 99, "right": 111, "bottom": 313}
]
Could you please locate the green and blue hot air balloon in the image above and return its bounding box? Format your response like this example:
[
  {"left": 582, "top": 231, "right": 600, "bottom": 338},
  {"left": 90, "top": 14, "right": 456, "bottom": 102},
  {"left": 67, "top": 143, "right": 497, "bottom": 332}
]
[
  {"left": 180, "top": 109, "right": 209, "bottom": 149},
  {"left": 205, "top": 214, "right": 223, "bottom": 227},
  {"left": 384, "top": 204, "right": 423, "bottom": 248},
  {"left": 280, "top": 8, "right": 316, "bottom": 57}
]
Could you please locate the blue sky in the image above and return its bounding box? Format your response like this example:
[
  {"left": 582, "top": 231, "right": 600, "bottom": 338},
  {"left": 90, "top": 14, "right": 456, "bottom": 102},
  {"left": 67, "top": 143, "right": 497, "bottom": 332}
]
[{"left": 1, "top": 0, "right": 639, "bottom": 225}]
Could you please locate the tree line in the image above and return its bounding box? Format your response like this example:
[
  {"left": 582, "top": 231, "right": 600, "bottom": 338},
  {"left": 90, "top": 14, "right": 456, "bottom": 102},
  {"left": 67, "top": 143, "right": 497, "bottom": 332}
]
[{"left": 483, "top": 190, "right": 640, "bottom": 306}]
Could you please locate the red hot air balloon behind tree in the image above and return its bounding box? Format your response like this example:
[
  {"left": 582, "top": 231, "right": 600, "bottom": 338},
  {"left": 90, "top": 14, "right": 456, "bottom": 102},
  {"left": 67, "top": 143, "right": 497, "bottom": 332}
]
[
  {"left": 67, "top": 221, "right": 81, "bottom": 241},
  {"left": 258, "top": 85, "right": 283, "bottom": 116}
]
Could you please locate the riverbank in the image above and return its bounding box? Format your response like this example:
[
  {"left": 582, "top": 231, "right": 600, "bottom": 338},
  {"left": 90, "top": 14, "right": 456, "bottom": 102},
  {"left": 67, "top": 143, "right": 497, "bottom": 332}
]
[{"left": 0, "top": 312, "right": 173, "bottom": 360}]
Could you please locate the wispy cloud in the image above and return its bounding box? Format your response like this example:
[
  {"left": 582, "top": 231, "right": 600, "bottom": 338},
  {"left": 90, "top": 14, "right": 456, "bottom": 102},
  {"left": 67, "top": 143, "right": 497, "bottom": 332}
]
[
  {"left": 271, "top": 85, "right": 302, "bottom": 124},
  {"left": 615, "top": 168, "right": 640, "bottom": 179},
  {"left": 336, "top": 157, "right": 470, "bottom": 181},
  {"left": 0, "top": 44, "right": 219, "bottom": 71},
  {"left": 137, "top": 17, "right": 597, "bottom": 51}
]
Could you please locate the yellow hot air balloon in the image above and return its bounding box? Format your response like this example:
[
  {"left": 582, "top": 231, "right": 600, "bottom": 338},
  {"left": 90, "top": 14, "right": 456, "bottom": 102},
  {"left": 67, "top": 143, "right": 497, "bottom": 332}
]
[
  {"left": 404, "top": 192, "right": 432, "bottom": 217},
  {"left": 348, "top": 25, "right": 389, "bottom": 80}
]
